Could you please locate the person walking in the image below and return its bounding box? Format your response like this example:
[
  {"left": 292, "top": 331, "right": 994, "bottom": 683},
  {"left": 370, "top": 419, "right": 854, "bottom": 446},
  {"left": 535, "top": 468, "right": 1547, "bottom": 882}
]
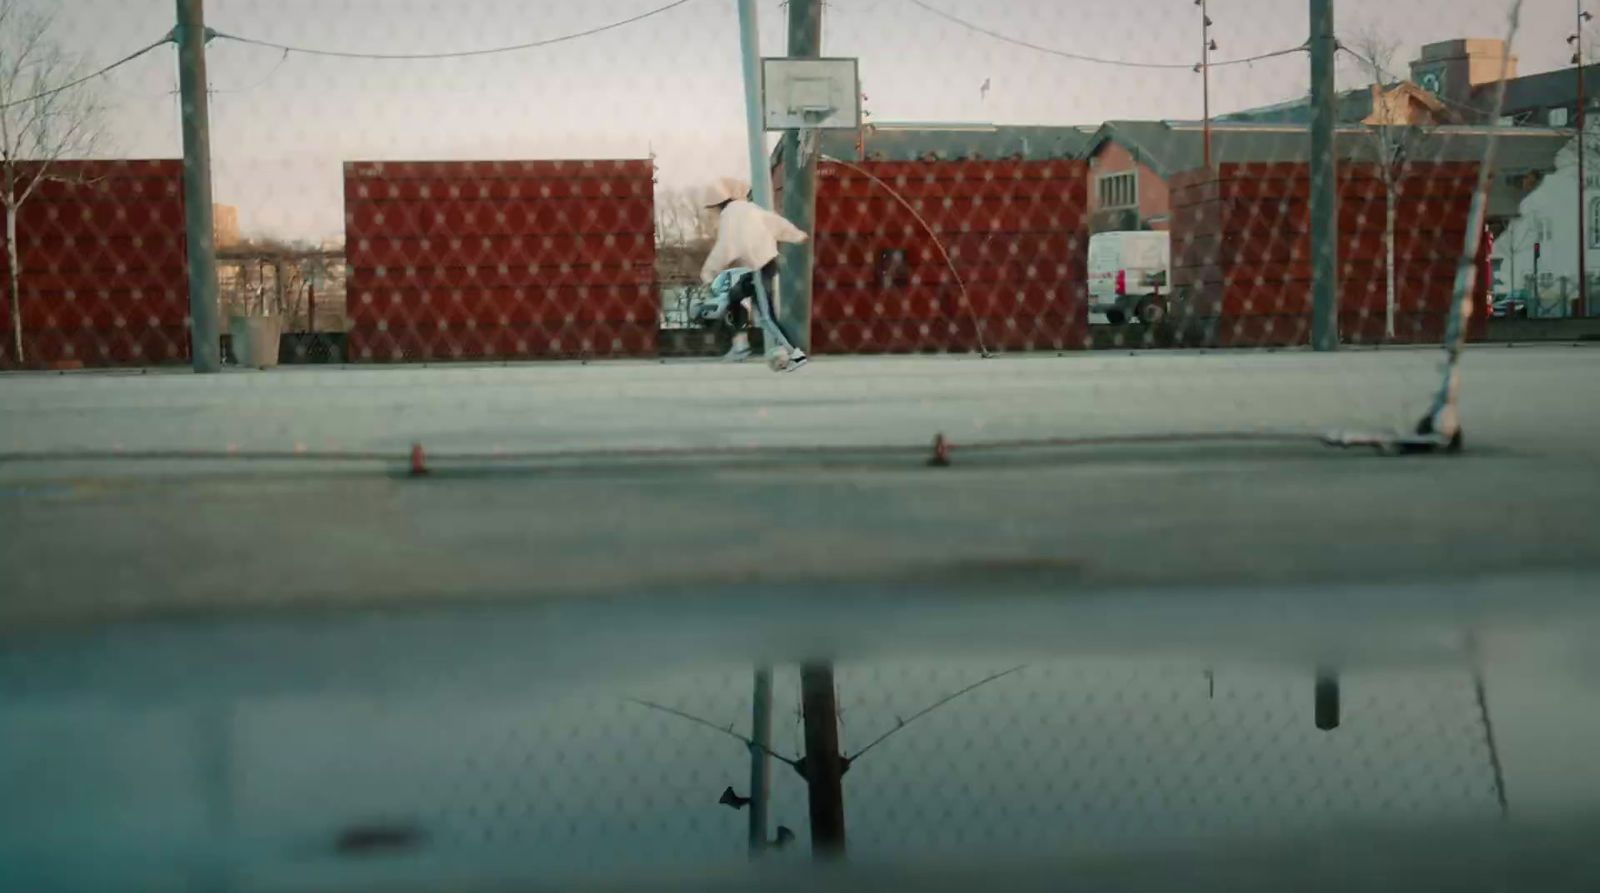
[{"left": 700, "top": 177, "right": 810, "bottom": 370}]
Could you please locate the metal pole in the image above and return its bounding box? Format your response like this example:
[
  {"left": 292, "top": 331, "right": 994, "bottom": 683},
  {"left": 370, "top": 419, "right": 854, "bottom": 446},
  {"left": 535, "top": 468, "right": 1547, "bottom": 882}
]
[
  {"left": 175, "top": 0, "right": 222, "bottom": 372},
  {"left": 736, "top": 12, "right": 777, "bottom": 846},
  {"left": 1534, "top": 241, "right": 1541, "bottom": 315},
  {"left": 778, "top": 0, "right": 823, "bottom": 352},
  {"left": 799, "top": 662, "right": 846, "bottom": 858},
  {"left": 747, "top": 667, "right": 773, "bottom": 855},
  {"left": 738, "top": 0, "right": 775, "bottom": 210},
  {"left": 1202, "top": 0, "right": 1212, "bottom": 170},
  {"left": 1577, "top": 0, "right": 1589, "bottom": 319},
  {"left": 1309, "top": 0, "right": 1340, "bottom": 350}
]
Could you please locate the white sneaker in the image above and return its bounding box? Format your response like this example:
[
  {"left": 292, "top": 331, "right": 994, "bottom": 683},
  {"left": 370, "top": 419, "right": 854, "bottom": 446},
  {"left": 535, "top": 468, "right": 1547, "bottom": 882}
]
[
  {"left": 783, "top": 351, "right": 809, "bottom": 372},
  {"left": 722, "top": 333, "right": 753, "bottom": 362}
]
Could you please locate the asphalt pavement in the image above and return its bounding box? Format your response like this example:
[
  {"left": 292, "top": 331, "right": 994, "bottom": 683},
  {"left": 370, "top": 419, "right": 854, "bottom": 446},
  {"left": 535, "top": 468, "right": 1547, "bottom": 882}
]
[{"left": 1, "top": 345, "right": 1597, "bottom": 629}]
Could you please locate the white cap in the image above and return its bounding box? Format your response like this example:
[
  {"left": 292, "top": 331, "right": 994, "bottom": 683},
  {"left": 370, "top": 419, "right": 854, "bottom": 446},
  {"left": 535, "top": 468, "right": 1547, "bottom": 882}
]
[{"left": 702, "top": 177, "right": 750, "bottom": 208}]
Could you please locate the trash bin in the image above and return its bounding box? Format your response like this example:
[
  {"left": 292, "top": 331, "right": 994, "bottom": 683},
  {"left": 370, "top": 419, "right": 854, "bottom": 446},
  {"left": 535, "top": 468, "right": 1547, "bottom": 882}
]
[{"left": 229, "top": 315, "right": 282, "bottom": 368}]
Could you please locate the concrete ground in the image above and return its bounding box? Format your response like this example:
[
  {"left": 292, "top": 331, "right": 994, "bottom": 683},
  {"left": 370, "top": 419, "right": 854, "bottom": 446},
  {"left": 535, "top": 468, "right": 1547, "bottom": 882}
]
[{"left": 1, "top": 345, "right": 1597, "bottom": 630}]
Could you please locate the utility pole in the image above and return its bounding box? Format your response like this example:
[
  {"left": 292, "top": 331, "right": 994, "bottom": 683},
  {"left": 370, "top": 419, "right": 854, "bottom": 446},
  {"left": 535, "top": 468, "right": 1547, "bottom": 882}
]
[
  {"left": 175, "top": 0, "right": 222, "bottom": 372},
  {"left": 1575, "top": 1, "right": 1592, "bottom": 318},
  {"left": 1197, "top": 0, "right": 1215, "bottom": 169},
  {"left": 799, "top": 662, "right": 846, "bottom": 858},
  {"left": 1309, "top": 0, "right": 1340, "bottom": 351},
  {"left": 778, "top": 0, "right": 823, "bottom": 352},
  {"left": 739, "top": 0, "right": 775, "bottom": 210},
  {"left": 736, "top": 5, "right": 776, "bottom": 855}
]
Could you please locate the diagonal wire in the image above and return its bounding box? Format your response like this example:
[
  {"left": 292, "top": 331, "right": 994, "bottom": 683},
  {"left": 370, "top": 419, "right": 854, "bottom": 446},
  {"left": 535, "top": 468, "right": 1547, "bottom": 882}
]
[
  {"left": 847, "top": 664, "right": 1026, "bottom": 762},
  {"left": 0, "top": 35, "right": 173, "bottom": 111},
  {"left": 821, "top": 154, "right": 992, "bottom": 357},
  {"left": 625, "top": 697, "right": 802, "bottom": 768},
  {"left": 903, "top": 0, "right": 1305, "bottom": 71},
  {"left": 211, "top": 0, "right": 698, "bottom": 61}
]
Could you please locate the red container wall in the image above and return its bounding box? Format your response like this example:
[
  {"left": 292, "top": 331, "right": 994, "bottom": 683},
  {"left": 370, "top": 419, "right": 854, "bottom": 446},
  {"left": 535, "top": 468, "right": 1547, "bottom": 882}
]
[
  {"left": 1169, "top": 162, "right": 1487, "bottom": 348},
  {"left": 343, "top": 159, "right": 658, "bottom": 362},
  {"left": 811, "top": 159, "right": 1090, "bottom": 354},
  {"left": 0, "top": 160, "right": 188, "bottom": 369}
]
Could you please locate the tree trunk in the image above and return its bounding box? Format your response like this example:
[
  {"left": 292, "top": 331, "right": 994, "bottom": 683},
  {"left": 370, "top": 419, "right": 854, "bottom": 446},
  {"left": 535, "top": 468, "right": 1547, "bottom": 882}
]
[
  {"left": 1385, "top": 186, "right": 1397, "bottom": 341},
  {"left": 6, "top": 204, "right": 22, "bottom": 365}
]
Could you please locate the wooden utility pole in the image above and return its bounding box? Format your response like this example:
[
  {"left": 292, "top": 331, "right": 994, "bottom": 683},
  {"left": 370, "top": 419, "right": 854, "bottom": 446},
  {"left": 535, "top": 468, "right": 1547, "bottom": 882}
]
[
  {"left": 175, "top": 0, "right": 222, "bottom": 371},
  {"left": 799, "top": 662, "right": 846, "bottom": 858},
  {"left": 1309, "top": 0, "right": 1340, "bottom": 350}
]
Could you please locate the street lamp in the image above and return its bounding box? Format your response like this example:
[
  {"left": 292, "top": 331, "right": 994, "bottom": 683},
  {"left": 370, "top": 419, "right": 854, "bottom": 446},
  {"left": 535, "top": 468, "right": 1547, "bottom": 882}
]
[
  {"left": 1194, "top": 0, "right": 1218, "bottom": 169},
  {"left": 1572, "top": 3, "right": 1594, "bottom": 318}
]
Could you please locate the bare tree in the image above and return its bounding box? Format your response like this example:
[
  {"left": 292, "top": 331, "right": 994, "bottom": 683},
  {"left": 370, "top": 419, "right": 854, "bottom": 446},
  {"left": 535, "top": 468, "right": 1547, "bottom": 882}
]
[
  {"left": 0, "top": 1, "right": 102, "bottom": 363},
  {"left": 1348, "top": 28, "right": 1434, "bottom": 341},
  {"left": 654, "top": 186, "right": 716, "bottom": 247}
]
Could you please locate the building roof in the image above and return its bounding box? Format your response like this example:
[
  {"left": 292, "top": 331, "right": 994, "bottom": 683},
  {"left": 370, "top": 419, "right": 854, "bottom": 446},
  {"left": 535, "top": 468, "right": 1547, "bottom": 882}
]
[
  {"left": 1086, "top": 120, "right": 1568, "bottom": 218},
  {"left": 1219, "top": 82, "right": 1449, "bottom": 127},
  {"left": 1217, "top": 88, "right": 1380, "bottom": 126},
  {"left": 1474, "top": 63, "right": 1600, "bottom": 119},
  {"left": 813, "top": 123, "right": 1097, "bottom": 162}
]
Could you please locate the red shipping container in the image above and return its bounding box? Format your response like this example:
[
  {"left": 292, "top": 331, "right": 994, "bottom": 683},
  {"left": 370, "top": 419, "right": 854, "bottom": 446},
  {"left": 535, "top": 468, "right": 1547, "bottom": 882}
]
[
  {"left": 1, "top": 159, "right": 189, "bottom": 369},
  {"left": 343, "top": 158, "right": 658, "bottom": 362}
]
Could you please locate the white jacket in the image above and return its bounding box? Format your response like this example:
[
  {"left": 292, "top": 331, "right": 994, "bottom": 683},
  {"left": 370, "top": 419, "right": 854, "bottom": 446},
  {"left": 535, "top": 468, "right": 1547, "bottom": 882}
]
[{"left": 700, "top": 200, "right": 809, "bottom": 284}]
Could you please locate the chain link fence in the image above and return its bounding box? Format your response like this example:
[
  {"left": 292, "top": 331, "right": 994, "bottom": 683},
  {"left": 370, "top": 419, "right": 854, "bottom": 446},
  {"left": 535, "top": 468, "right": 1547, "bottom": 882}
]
[{"left": 0, "top": 1, "right": 1581, "bottom": 457}]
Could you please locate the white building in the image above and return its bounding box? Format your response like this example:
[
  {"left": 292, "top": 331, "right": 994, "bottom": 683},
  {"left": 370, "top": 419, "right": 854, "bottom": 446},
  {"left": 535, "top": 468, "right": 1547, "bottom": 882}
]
[{"left": 1495, "top": 131, "right": 1600, "bottom": 318}]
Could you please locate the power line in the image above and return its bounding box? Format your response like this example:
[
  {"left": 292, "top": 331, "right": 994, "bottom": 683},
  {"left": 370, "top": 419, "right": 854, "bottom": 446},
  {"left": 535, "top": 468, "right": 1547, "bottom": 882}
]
[
  {"left": 903, "top": 0, "right": 1305, "bottom": 71},
  {"left": 0, "top": 35, "right": 173, "bottom": 112},
  {"left": 210, "top": 48, "right": 291, "bottom": 96},
  {"left": 210, "top": 0, "right": 698, "bottom": 61}
]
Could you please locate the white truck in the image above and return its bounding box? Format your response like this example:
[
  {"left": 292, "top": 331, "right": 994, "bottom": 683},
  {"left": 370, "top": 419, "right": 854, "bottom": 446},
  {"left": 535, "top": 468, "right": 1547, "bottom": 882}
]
[{"left": 1088, "top": 231, "right": 1171, "bottom": 327}]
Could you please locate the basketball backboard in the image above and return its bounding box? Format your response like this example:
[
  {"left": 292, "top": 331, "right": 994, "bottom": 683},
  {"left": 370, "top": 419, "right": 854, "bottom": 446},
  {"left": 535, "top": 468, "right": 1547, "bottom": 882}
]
[{"left": 761, "top": 57, "right": 861, "bottom": 131}]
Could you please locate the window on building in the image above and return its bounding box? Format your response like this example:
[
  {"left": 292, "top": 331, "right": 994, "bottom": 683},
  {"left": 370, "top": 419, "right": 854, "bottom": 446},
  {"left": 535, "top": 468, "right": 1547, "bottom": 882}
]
[
  {"left": 1098, "top": 172, "right": 1138, "bottom": 210},
  {"left": 1590, "top": 198, "right": 1600, "bottom": 250},
  {"left": 1550, "top": 107, "right": 1571, "bottom": 128}
]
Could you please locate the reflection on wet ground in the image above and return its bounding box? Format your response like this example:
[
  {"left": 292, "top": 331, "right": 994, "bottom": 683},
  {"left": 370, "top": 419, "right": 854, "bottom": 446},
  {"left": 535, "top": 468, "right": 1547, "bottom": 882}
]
[{"left": 2, "top": 579, "right": 1599, "bottom": 891}]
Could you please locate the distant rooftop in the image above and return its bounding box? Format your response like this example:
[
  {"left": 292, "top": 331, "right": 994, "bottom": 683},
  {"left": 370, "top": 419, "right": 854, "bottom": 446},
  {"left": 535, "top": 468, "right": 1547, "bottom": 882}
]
[
  {"left": 814, "top": 123, "right": 1097, "bottom": 162},
  {"left": 1477, "top": 62, "right": 1600, "bottom": 119},
  {"left": 1087, "top": 120, "right": 1569, "bottom": 218}
]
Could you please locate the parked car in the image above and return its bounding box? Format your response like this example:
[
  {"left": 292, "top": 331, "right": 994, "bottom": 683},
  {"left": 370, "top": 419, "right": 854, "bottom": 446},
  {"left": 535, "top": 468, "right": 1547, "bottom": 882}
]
[
  {"left": 1088, "top": 231, "right": 1171, "bottom": 326},
  {"left": 1491, "top": 292, "right": 1528, "bottom": 319}
]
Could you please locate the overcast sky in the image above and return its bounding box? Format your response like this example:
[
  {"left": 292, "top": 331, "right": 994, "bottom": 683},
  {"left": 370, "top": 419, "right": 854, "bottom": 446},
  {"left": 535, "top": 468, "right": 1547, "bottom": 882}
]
[{"left": 35, "top": 0, "right": 1585, "bottom": 240}]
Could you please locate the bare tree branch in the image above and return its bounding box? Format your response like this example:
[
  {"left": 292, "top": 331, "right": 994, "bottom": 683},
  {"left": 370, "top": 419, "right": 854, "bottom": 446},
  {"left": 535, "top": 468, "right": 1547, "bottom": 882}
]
[{"left": 0, "top": 0, "right": 106, "bottom": 363}]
